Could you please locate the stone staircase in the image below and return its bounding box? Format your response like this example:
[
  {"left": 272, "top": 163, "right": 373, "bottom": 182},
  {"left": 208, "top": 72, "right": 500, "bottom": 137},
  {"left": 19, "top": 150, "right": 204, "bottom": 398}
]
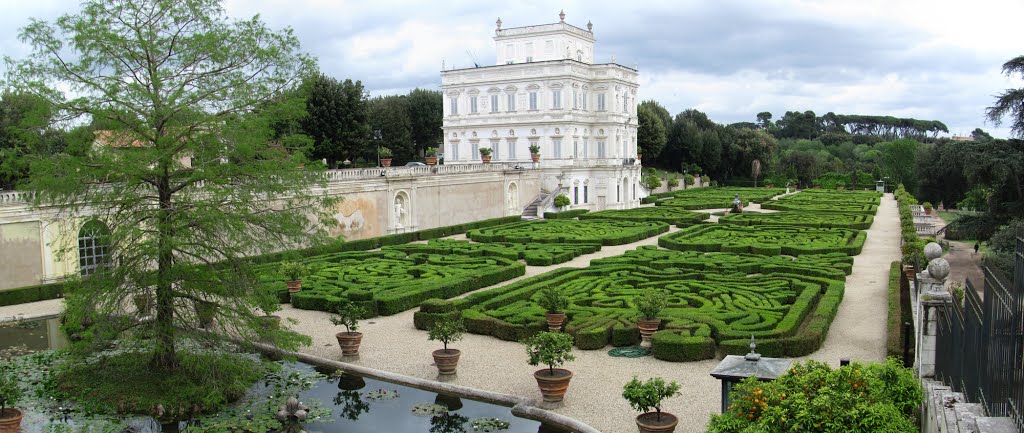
[{"left": 522, "top": 192, "right": 549, "bottom": 219}]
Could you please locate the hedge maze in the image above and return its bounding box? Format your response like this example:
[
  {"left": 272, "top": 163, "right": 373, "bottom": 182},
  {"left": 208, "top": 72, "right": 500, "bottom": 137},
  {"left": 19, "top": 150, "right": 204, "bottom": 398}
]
[
  {"left": 387, "top": 239, "right": 600, "bottom": 266},
  {"left": 413, "top": 246, "right": 852, "bottom": 360},
  {"left": 257, "top": 249, "right": 525, "bottom": 317},
  {"left": 644, "top": 187, "right": 786, "bottom": 209},
  {"left": 718, "top": 211, "right": 875, "bottom": 230},
  {"left": 579, "top": 206, "right": 710, "bottom": 227},
  {"left": 466, "top": 219, "right": 668, "bottom": 246},
  {"left": 759, "top": 190, "right": 882, "bottom": 214},
  {"left": 659, "top": 224, "right": 866, "bottom": 256}
]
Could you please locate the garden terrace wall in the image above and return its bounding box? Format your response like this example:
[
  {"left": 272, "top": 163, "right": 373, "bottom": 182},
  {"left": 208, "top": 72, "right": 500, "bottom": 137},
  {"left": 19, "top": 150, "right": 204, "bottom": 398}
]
[
  {"left": 579, "top": 207, "right": 710, "bottom": 227},
  {"left": 466, "top": 219, "right": 668, "bottom": 246},
  {"left": 659, "top": 224, "right": 868, "bottom": 256},
  {"left": 718, "top": 211, "right": 874, "bottom": 230},
  {"left": 414, "top": 247, "right": 852, "bottom": 359}
]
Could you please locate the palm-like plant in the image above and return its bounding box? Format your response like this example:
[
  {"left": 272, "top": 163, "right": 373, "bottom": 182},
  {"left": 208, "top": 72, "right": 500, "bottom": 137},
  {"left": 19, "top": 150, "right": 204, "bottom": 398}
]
[{"left": 987, "top": 55, "right": 1024, "bottom": 138}]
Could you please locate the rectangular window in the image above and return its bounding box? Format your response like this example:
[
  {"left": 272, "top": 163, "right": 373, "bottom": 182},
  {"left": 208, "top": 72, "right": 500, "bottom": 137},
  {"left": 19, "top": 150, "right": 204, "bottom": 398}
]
[
  {"left": 582, "top": 91, "right": 588, "bottom": 110},
  {"left": 584, "top": 186, "right": 589, "bottom": 203},
  {"left": 490, "top": 95, "right": 498, "bottom": 113},
  {"left": 545, "top": 40, "right": 554, "bottom": 53},
  {"left": 553, "top": 138, "right": 562, "bottom": 158},
  {"left": 450, "top": 96, "right": 458, "bottom": 115},
  {"left": 617, "top": 185, "right": 621, "bottom": 202},
  {"left": 552, "top": 90, "right": 561, "bottom": 109},
  {"left": 572, "top": 90, "right": 578, "bottom": 109},
  {"left": 507, "top": 94, "right": 516, "bottom": 112},
  {"left": 471, "top": 142, "right": 479, "bottom": 159},
  {"left": 470, "top": 96, "right": 478, "bottom": 114},
  {"left": 508, "top": 141, "right": 516, "bottom": 160},
  {"left": 573, "top": 186, "right": 579, "bottom": 204},
  {"left": 598, "top": 140, "right": 606, "bottom": 158},
  {"left": 573, "top": 139, "right": 579, "bottom": 158},
  {"left": 583, "top": 139, "right": 589, "bottom": 158},
  {"left": 597, "top": 94, "right": 605, "bottom": 111},
  {"left": 493, "top": 141, "right": 500, "bottom": 160},
  {"left": 450, "top": 142, "right": 459, "bottom": 161},
  {"left": 623, "top": 95, "right": 629, "bottom": 113},
  {"left": 529, "top": 92, "right": 538, "bottom": 110},
  {"left": 525, "top": 42, "right": 533, "bottom": 58},
  {"left": 506, "top": 44, "right": 514, "bottom": 60}
]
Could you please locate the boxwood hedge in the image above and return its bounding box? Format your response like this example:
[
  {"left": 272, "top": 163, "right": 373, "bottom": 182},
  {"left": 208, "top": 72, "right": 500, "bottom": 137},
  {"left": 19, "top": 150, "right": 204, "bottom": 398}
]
[
  {"left": 759, "top": 201, "right": 879, "bottom": 215},
  {"left": 466, "top": 219, "right": 668, "bottom": 246},
  {"left": 579, "top": 206, "right": 710, "bottom": 227},
  {"left": 385, "top": 239, "right": 600, "bottom": 266},
  {"left": 718, "top": 211, "right": 874, "bottom": 230},
  {"left": 643, "top": 187, "right": 786, "bottom": 208},
  {"left": 413, "top": 246, "right": 852, "bottom": 360},
  {"left": 659, "top": 224, "right": 867, "bottom": 256}
]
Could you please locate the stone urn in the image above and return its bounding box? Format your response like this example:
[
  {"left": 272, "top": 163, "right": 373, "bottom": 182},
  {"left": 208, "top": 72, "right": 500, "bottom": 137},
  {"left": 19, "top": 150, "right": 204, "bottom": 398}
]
[
  {"left": 432, "top": 348, "right": 461, "bottom": 375},
  {"left": 636, "top": 411, "right": 679, "bottom": 433},
  {"left": 637, "top": 318, "right": 661, "bottom": 347},
  {"left": 336, "top": 331, "right": 363, "bottom": 357},
  {"left": 533, "top": 368, "right": 573, "bottom": 402},
  {"left": 545, "top": 312, "right": 566, "bottom": 332}
]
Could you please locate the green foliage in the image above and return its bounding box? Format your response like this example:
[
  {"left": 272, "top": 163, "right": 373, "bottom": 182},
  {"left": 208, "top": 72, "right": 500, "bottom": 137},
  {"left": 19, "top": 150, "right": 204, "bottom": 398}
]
[
  {"left": 0, "top": 281, "right": 64, "bottom": 307},
  {"left": 812, "top": 172, "right": 850, "bottom": 189},
  {"left": 667, "top": 177, "right": 680, "bottom": 188},
  {"left": 986, "top": 55, "right": 1024, "bottom": 138},
  {"left": 478, "top": 147, "right": 492, "bottom": 157},
  {"left": 543, "top": 209, "right": 589, "bottom": 219},
  {"left": 0, "top": 91, "right": 65, "bottom": 190},
  {"left": 643, "top": 175, "right": 662, "bottom": 190},
  {"left": 425, "top": 146, "right": 438, "bottom": 157},
  {"left": 646, "top": 187, "right": 785, "bottom": 209},
  {"left": 0, "top": 368, "right": 21, "bottom": 412},
  {"left": 301, "top": 73, "right": 370, "bottom": 168},
  {"left": 638, "top": 104, "right": 668, "bottom": 159},
  {"left": 538, "top": 287, "right": 569, "bottom": 313},
  {"left": 280, "top": 261, "right": 307, "bottom": 281},
  {"left": 988, "top": 218, "right": 1024, "bottom": 253},
  {"left": 706, "top": 358, "right": 922, "bottom": 433},
  {"left": 895, "top": 185, "right": 926, "bottom": 266},
  {"left": 553, "top": 194, "right": 571, "bottom": 208},
  {"left": 886, "top": 261, "right": 913, "bottom": 358},
  {"left": 718, "top": 211, "right": 874, "bottom": 230},
  {"left": 523, "top": 331, "right": 575, "bottom": 374},
  {"left": 529, "top": 143, "right": 541, "bottom": 154},
  {"left": 377, "top": 146, "right": 393, "bottom": 158},
  {"left": 330, "top": 301, "right": 366, "bottom": 334},
  {"left": 622, "top": 376, "right": 681, "bottom": 418},
  {"left": 634, "top": 289, "right": 667, "bottom": 320},
  {"left": 368, "top": 95, "right": 413, "bottom": 163},
  {"left": 580, "top": 206, "right": 709, "bottom": 227},
  {"left": 660, "top": 224, "right": 867, "bottom": 256},
  {"left": 9, "top": 0, "right": 330, "bottom": 369},
  {"left": 428, "top": 316, "right": 465, "bottom": 352},
  {"left": 467, "top": 219, "right": 669, "bottom": 246}
]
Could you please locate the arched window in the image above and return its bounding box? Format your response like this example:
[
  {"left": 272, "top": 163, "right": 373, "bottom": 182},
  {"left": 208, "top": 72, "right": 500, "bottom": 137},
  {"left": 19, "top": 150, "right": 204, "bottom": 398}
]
[{"left": 78, "top": 220, "right": 111, "bottom": 276}]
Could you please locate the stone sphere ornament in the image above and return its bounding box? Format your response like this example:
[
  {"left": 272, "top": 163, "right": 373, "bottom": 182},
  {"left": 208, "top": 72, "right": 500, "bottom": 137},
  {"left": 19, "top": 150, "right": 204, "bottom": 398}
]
[
  {"left": 927, "top": 258, "right": 950, "bottom": 281},
  {"left": 924, "top": 242, "right": 943, "bottom": 261}
]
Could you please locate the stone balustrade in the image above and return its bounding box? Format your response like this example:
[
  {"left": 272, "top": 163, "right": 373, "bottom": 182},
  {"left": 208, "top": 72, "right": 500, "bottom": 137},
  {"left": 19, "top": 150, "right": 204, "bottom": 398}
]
[{"left": 0, "top": 191, "right": 33, "bottom": 205}]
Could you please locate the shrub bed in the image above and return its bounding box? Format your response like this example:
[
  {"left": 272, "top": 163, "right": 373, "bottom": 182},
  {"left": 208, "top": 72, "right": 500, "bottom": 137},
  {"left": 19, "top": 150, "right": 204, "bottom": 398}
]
[
  {"left": 0, "top": 281, "right": 65, "bottom": 306},
  {"left": 413, "top": 246, "right": 851, "bottom": 359},
  {"left": 775, "top": 189, "right": 883, "bottom": 205},
  {"left": 718, "top": 211, "right": 874, "bottom": 230},
  {"left": 659, "top": 224, "right": 867, "bottom": 256},
  {"left": 387, "top": 239, "right": 600, "bottom": 266},
  {"left": 646, "top": 187, "right": 786, "bottom": 209},
  {"left": 543, "top": 209, "right": 589, "bottom": 219},
  {"left": 467, "top": 219, "right": 669, "bottom": 246},
  {"left": 759, "top": 201, "right": 879, "bottom": 215},
  {"left": 579, "top": 206, "right": 710, "bottom": 227}
]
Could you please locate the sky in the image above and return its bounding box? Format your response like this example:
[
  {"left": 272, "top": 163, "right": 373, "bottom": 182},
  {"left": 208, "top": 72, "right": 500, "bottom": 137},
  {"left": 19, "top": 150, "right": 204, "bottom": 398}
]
[{"left": 2, "top": 0, "right": 1022, "bottom": 138}]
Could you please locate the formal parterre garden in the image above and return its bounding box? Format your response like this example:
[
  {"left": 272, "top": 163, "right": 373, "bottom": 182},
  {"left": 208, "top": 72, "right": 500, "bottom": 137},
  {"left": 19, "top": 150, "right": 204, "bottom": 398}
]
[
  {"left": 717, "top": 211, "right": 875, "bottom": 230},
  {"left": 414, "top": 246, "right": 852, "bottom": 360},
  {"left": 579, "top": 206, "right": 710, "bottom": 227},
  {"left": 645, "top": 187, "right": 786, "bottom": 209},
  {"left": 759, "top": 189, "right": 882, "bottom": 214},
  {"left": 466, "top": 219, "right": 669, "bottom": 245},
  {"left": 659, "top": 224, "right": 867, "bottom": 256}
]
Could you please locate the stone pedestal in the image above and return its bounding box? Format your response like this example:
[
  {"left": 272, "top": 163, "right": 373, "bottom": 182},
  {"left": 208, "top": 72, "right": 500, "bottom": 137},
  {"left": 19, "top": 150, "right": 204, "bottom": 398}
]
[{"left": 918, "top": 289, "right": 952, "bottom": 378}]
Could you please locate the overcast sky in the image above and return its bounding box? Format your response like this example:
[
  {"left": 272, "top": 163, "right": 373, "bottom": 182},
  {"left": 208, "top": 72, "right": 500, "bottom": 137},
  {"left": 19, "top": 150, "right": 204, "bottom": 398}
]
[{"left": 3, "top": 0, "right": 1022, "bottom": 138}]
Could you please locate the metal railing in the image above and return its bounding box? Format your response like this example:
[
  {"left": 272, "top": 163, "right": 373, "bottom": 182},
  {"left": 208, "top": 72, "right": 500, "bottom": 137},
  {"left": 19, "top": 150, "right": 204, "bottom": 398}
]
[{"left": 934, "top": 228, "right": 1023, "bottom": 430}]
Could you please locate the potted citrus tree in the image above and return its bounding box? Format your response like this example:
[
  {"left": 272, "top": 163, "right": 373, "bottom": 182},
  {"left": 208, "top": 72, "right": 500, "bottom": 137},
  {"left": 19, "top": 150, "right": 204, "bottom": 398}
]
[
  {"left": 0, "top": 369, "right": 22, "bottom": 433},
  {"left": 331, "top": 301, "right": 367, "bottom": 357},
  {"left": 623, "top": 376, "right": 682, "bottom": 433},
  {"left": 538, "top": 287, "right": 569, "bottom": 332},
  {"left": 479, "top": 147, "right": 492, "bottom": 164},
  {"left": 378, "top": 146, "right": 393, "bottom": 167},
  {"left": 529, "top": 143, "right": 541, "bottom": 162},
  {"left": 553, "top": 194, "right": 571, "bottom": 211},
  {"left": 428, "top": 316, "right": 464, "bottom": 376},
  {"left": 280, "top": 261, "right": 307, "bottom": 294},
  {"left": 524, "top": 331, "right": 575, "bottom": 402},
  {"left": 425, "top": 147, "right": 439, "bottom": 166},
  {"left": 634, "top": 289, "right": 667, "bottom": 347}
]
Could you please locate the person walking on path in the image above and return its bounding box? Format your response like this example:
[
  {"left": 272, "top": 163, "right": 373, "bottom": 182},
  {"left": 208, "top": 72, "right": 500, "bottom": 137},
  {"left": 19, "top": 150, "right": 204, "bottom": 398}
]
[{"left": 974, "top": 242, "right": 980, "bottom": 255}]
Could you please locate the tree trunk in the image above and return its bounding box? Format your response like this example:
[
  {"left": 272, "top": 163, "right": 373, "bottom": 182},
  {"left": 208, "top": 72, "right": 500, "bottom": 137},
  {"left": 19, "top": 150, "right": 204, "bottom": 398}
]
[{"left": 152, "top": 169, "right": 179, "bottom": 371}]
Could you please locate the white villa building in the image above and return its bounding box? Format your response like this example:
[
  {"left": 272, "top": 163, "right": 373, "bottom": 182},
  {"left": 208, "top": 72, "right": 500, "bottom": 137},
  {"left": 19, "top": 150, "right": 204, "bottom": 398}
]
[{"left": 441, "top": 12, "right": 644, "bottom": 211}]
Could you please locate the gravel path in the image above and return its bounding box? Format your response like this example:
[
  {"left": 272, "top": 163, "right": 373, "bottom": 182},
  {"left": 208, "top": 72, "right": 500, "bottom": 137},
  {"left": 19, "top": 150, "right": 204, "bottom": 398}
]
[{"left": 0, "top": 193, "right": 901, "bottom": 433}]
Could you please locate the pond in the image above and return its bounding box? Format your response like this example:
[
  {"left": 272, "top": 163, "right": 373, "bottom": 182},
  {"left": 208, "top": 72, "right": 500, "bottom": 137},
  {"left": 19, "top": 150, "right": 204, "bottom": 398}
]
[{"left": 0, "top": 317, "right": 572, "bottom": 433}]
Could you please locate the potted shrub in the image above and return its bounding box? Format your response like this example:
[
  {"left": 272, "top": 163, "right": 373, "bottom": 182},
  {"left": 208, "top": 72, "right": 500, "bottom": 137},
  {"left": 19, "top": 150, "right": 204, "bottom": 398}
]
[
  {"left": 538, "top": 287, "right": 569, "bottom": 332},
  {"left": 529, "top": 143, "right": 541, "bottom": 162},
  {"left": 479, "top": 147, "right": 492, "bottom": 164},
  {"left": 553, "top": 194, "right": 571, "bottom": 210},
  {"left": 331, "top": 301, "right": 367, "bottom": 357},
  {"left": 666, "top": 178, "right": 679, "bottom": 191},
  {"left": 923, "top": 202, "right": 934, "bottom": 214},
  {"left": 634, "top": 290, "right": 667, "bottom": 347},
  {"left": 378, "top": 146, "right": 393, "bottom": 167},
  {"left": 524, "top": 331, "right": 576, "bottom": 402},
  {"left": 623, "top": 376, "right": 682, "bottom": 433},
  {"left": 428, "top": 316, "right": 465, "bottom": 376},
  {"left": 280, "top": 261, "right": 307, "bottom": 294},
  {"left": 425, "top": 147, "right": 439, "bottom": 166},
  {"left": 0, "top": 370, "right": 21, "bottom": 433}
]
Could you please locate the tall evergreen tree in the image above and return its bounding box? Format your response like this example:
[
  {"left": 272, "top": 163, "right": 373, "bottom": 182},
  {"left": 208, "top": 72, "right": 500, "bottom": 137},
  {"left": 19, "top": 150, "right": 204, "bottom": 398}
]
[{"left": 301, "top": 74, "right": 370, "bottom": 168}]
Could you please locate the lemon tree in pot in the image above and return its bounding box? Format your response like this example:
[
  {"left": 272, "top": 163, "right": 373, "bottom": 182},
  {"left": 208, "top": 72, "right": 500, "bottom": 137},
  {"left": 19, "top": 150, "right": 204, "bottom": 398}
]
[
  {"left": 524, "top": 331, "right": 575, "bottom": 403},
  {"left": 428, "top": 316, "right": 464, "bottom": 376},
  {"left": 0, "top": 370, "right": 22, "bottom": 433},
  {"left": 479, "top": 147, "right": 492, "bottom": 163},
  {"left": 424, "top": 147, "right": 439, "bottom": 166},
  {"left": 537, "top": 287, "right": 569, "bottom": 332},
  {"left": 529, "top": 143, "right": 541, "bottom": 162},
  {"left": 634, "top": 289, "right": 666, "bottom": 347},
  {"left": 331, "top": 301, "right": 366, "bottom": 357},
  {"left": 623, "top": 376, "right": 681, "bottom": 433},
  {"left": 378, "top": 146, "right": 393, "bottom": 167},
  {"left": 553, "top": 194, "right": 571, "bottom": 210},
  {"left": 280, "top": 261, "right": 307, "bottom": 294}
]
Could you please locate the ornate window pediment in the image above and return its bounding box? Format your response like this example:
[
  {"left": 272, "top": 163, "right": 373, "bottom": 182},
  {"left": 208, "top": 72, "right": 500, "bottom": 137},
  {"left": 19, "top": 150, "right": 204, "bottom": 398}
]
[{"left": 526, "top": 83, "right": 541, "bottom": 91}]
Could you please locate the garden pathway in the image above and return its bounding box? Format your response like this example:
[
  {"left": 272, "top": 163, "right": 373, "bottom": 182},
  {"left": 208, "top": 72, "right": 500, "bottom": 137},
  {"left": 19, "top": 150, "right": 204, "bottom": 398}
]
[{"left": 0, "top": 193, "right": 902, "bottom": 433}]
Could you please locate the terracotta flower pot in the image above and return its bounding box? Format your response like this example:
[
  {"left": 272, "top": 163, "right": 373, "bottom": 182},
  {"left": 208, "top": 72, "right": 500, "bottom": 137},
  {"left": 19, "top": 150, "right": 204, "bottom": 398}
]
[
  {"left": 381, "top": 158, "right": 392, "bottom": 167},
  {"left": 545, "top": 312, "right": 566, "bottom": 332},
  {"left": 0, "top": 408, "right": 23, "bottom": 433},
  {"left": 432, "top": 348, "right": 461, "bottom": 375},
  {"left": 637, "top": 318, "right": 661, "bottom": 347},
  {"left": 533, "top": 368, "right": 573, "bottom": 402},
  {"left": 481, "top": 155, "right": 492, "bottom": 164},
  {"left": 425, "top": 156, "right": 438, "bottom": 166},
  {"left": 531, "top": 153, "right": 540, "bottom": 162},
  {"left": 336, "top": 331, "right": 363, "bottom": 357},
  {"left": 286, "top": 280, "right": 302, "bottom": 293},
  {"left": 635, "top": 411, "right": 679, "bottom": 433}
]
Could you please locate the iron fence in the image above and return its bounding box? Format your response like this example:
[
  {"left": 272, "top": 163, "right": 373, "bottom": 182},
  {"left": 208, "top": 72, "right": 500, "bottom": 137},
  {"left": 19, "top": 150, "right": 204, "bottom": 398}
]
[{"left": 935, "top": 229, "right": 1023, "bottom": 430}]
